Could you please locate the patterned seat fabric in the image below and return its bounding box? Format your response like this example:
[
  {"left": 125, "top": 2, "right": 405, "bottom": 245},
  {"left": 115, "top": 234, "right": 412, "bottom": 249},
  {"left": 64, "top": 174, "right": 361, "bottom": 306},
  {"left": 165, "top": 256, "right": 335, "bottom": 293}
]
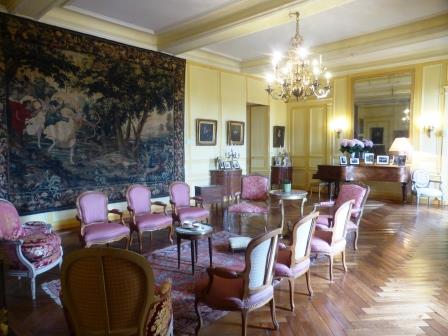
[
  {"left": 228, "top": 202, "right": 268, "bottom": 214},
  {"left": 21, "top": 232, "right": 61, "bottom": 263}
]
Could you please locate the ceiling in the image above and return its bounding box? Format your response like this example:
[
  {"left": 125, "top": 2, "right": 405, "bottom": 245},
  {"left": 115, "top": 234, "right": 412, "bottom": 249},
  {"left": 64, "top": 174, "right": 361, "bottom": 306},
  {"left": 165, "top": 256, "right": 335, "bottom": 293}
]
[{"left": 1, "top": 0, "right": 448, "bottom": 76}]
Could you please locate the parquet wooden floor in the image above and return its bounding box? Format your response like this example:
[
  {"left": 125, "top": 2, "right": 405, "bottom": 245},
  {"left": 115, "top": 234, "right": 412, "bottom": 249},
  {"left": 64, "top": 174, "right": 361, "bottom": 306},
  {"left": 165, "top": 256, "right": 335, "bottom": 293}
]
[{"left": 4, "top": 199, "right": 448, "bottom": 335}]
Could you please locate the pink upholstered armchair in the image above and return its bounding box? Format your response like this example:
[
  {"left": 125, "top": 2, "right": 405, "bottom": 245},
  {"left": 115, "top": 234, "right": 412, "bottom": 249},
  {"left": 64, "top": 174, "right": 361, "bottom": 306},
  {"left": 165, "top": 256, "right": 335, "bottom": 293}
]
[
  {"left": 314, "top": 182, "right": 370, "bottom": 250},
  {"left": 195, "top": 228, "right": 282, "bottom": 336},
  {"left": 76, "top": 191, "right": 130, "bottom": 248},
  {"left": 311, "top": 200, "right": 354, "bottom": 281},
  {"left": 0, "top": 199, "right": 63, "bottom": 300},
  {"left": 169, "top": 182, "right": 209, "bottom": 225},
  {"left": 126, "top": 184, "right": 173, "bottom": 253},
  {"left": 274, "top": 211, "right": 318, "bottom": 311}
]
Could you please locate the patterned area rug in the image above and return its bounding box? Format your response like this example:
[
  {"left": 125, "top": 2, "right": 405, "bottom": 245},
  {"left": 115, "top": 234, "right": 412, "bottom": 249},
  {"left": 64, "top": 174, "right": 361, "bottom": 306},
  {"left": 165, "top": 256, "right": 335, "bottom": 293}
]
[{"left": 41, "top": 230, "right": 245, "bottom": 335}]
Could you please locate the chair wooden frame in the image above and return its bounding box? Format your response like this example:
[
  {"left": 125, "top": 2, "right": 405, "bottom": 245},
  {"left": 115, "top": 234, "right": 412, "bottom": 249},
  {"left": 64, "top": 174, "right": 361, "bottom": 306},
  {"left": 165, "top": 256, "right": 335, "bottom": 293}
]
[
  {"left": 76, "top": 191, "right": 130, "bottom": 248},
  {"left": 0, "top": 199, "right": 63, "bottom": 300},
  {"left": 314, "top": 182, "right": 370, "bottom": 250},
  {"left": 61, "top": 247, "right": 173, "bottom": 336},
  {"left": 169, "top": 182, "right": 209, "bottom": 225},
  {"left": 312, "top": 200, "right": 354, "bottom": 281},
  {"left": 126, "top": 184, "right": 173, "bottom": 253},
  {"left": 195, "top": 228, "right": 282, "bottom": 336},
  {"left": 275, "top": 211, "right": 318, "bottom": 311}
]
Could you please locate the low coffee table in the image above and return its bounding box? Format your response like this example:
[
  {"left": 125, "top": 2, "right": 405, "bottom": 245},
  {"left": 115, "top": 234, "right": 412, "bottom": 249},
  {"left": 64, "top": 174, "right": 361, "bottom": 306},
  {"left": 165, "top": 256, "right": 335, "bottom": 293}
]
[{"left": 176, "top": 224, "right": 213, "bottom": 275}]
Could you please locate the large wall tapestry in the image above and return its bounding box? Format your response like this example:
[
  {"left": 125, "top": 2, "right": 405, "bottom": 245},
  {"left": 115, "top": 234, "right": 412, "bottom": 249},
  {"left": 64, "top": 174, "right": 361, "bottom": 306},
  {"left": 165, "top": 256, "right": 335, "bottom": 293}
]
[{"left": 0, "top": 13, "right": 185, "bottom": 214}]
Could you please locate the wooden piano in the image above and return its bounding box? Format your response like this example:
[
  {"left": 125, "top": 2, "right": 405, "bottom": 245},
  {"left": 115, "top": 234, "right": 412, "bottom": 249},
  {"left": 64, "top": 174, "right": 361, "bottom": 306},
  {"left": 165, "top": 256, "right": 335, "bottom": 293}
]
[{"left": 313, "top": 164, "right": 411, "bottom": 203}]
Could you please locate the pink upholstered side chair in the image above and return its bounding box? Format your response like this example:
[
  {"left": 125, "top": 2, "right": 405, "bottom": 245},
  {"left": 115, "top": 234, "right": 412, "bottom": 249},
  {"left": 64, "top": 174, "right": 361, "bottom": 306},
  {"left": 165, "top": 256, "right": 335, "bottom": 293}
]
[
  {"left": 274, "top": 211, "right": 318, "bottom": 311},
  {"left": 0, "top": 199, "right": 63, "bottom": 300},
  {"left": 76, "top": 191, "right": 130, "bottom": 248},
  {"left": 227, "top": 175, "right": 270, "bottom": 232},
  {"left": 195, "top": 228, "right": 282, "bottom": 336},
  {"left": 169, "top": 182, "right": 209, "bottom": 225},
  {"left": 61, "top": 247, "right": 173, "bottom": 336},
  {"left": 126, "top": 184, "right": 173, "bottom": 253},
  {"left": 311, "top": 199, "right": 354, "bottom": 281},
  {"left": 314, "top": 182, "right": 370, "bottom": 250}
]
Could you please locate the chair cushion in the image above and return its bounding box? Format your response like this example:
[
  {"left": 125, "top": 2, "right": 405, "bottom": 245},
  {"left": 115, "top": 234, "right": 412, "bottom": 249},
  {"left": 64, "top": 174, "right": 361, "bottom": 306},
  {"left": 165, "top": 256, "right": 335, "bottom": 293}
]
[
  {"left": 229, "top": 236, "right": 251, "bottom": 251},
  {"left": 241, "top": 176, "right": 269, "bottom": 201},
  {"left": 195, "top": 274, "right": 273, "bottom": 311},
  {"left": 311, "top": 230, "right": 345, "bottom": 254},
  {"left": 228, "top": 203, "right": 268, "bottom": 214},
  {"left": 21, "top": 232, "right": 61, "bottom": 263},
  {"left": 275, "top": 248, "right": 310, "bottom": 278},
  {"left": 83, "top": 222, "right": 130, "bottom": 245},
  {"left": 134, "top": 213, "right": 172, "bottom": 231},
  {"left": 316, "top": 214, "right": 332, "bottom": 227},
  {"left": 417, "top": 188, "right": 443, "bottom": 198},
  {"left": 177, "top": 207, "right": 209, "bottom": 223}
]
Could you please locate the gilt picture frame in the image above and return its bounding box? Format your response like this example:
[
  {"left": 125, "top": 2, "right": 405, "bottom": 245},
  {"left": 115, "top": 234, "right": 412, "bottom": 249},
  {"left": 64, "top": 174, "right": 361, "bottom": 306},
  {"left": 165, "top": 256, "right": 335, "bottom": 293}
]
[
  {"left": 196, "top": 119, "right": 217, "bottom": 146},
  {"left": 227, "top": 121, "right": 245, "bottom": 145}
]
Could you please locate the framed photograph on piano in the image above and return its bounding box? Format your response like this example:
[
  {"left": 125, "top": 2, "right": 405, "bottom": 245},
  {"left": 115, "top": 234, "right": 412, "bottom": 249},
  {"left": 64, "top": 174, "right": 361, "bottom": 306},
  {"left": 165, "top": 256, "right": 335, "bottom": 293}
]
[
  {"left": 376, "top": 155, "right": 389, "bottom": 165},
  {"left": 339, "top": 156, "right": 348, "bottom": 165},
  {"left": 364, "top": 153, "right": 374, "bottom": 164}
]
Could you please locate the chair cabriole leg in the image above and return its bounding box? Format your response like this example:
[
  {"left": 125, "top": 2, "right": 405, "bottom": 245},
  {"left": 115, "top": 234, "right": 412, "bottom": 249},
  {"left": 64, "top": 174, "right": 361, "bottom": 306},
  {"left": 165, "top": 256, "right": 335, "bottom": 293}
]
[
  {"left": 288, "top": 277, "right": 295, "bottom": 311},
  {"left": 270, "top": 297, "right": 279, "bottom": 330},
  {"left": 306, "top": 270, "right": 313, "bottom": 296}
]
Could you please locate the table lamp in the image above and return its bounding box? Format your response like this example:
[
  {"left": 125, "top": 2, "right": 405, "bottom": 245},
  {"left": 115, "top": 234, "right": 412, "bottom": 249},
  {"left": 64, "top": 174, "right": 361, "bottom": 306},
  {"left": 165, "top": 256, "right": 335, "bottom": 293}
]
[{"left": 389, "top": 137, "right": 413, "bottom": 166}]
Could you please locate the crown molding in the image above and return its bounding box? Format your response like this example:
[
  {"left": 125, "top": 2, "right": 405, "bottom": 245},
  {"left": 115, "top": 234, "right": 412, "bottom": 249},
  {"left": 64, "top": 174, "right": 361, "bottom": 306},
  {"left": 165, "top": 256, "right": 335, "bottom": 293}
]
[
  {"left": 157, "top": 0, "right": 356, "bottom": 55},
  {"left": 2, "top": 0, "right": 69, "bottom": 19},
  {"left": 241, "top": 13, "right": 448, "bottom": 74},
  {"left": 40, "top": 7, "right": 158, "bottom": 51},
  {"left": 180, "top": 49, "right": 242, "bottom": 73}
]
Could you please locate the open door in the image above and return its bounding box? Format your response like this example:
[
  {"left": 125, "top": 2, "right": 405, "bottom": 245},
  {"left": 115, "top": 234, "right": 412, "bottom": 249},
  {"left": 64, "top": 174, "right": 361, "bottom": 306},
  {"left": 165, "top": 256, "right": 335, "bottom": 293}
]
[{"left": 247, "top": 104, "right": 270, "bottom": 176}]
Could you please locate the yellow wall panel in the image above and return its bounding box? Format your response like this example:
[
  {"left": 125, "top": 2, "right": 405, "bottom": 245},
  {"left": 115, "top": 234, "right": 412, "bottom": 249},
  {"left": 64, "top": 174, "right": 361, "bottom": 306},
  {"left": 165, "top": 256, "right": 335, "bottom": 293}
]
[{"left": 247, "top": 77, "right": 269, "bottom": 105}]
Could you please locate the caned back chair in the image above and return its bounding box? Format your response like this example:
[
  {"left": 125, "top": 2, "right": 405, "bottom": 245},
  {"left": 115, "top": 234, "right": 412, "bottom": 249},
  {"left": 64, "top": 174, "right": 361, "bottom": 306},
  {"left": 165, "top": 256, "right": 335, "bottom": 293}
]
[{"left": 61, "top": 247, "right": 172, "bottom": 336}]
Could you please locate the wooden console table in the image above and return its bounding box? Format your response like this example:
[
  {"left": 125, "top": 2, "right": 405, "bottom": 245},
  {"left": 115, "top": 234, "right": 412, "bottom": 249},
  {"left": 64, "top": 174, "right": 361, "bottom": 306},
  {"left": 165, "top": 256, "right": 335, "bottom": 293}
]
[
  {"left": 210, "top": 169, "right": 242, "bottom": 200},
  {"left": 270, "top": 166, "right": 293, "bottom": 188},
  {"left": 194, "top": 185, "right": 223, "bottom": 209},
  {"left": 313, "top": 164, "right": 411, "bottom": 203}
]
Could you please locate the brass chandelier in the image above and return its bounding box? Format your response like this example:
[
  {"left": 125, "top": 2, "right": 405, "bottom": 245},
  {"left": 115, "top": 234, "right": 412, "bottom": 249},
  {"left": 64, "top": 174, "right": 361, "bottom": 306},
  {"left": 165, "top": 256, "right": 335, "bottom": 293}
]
[{"left": 265, "top": 12, "right": 331, "bottom": 102}]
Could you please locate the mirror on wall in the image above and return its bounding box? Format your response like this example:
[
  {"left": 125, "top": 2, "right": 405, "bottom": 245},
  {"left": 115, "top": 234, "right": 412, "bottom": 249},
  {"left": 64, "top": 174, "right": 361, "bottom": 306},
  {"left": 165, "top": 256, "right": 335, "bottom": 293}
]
[{"left": 353, "top": 72, "right": 412, "bottom": 155}]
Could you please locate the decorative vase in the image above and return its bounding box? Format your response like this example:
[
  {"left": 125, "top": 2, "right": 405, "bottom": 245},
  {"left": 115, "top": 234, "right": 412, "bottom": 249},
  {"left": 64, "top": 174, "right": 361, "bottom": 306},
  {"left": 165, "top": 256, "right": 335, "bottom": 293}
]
[
  {"left": 350, "top": 152, "right": 356, "bottom": 158},
  {"left": 282, "top": 183, "right": 292, "bottom": 193}
]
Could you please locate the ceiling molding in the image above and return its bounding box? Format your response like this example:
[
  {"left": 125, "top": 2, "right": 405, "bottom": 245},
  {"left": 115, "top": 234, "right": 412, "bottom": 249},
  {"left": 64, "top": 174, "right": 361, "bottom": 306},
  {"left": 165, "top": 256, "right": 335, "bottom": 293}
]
[
  {"left": 241, "top": 13, "right": 448, "bottom": 73},
  {"left": 179, "top": 49, "right": 241, "bottom": 73},
  {"left": 3, "top": 0, "right": 69, "bottom": 19},
  {"left": 157, "top": 0, "right": 356, "bottom": 55},
  {"left": 40, "top": 7, "right": 158, "bottom": 51}
]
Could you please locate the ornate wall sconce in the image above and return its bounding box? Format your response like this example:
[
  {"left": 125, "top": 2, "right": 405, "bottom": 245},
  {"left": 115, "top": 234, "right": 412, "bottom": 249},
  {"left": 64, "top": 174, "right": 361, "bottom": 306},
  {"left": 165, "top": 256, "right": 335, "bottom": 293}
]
[{"left": 331, "top": 118, "right": 346, "bottom": 138}]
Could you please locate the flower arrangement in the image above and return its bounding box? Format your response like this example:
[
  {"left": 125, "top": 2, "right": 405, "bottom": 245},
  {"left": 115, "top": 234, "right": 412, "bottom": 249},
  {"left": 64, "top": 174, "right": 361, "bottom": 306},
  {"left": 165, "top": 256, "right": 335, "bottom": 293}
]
[{"left": 340, "top": 138, "right": 373, "bottom": 154}]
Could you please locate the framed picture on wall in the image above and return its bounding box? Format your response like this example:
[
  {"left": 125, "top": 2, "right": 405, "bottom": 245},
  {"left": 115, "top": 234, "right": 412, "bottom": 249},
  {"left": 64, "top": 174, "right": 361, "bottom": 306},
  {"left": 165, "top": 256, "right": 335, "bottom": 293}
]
[
  {"left": 376, "top": 155, "right": 389, "bottom": 165},
  {"left": 196, "top": 119, "right": 217, "bottom": 145},
  {"left": 273, "top": 126, "right": 285, "bottom": 148},
  {"left": 364, "top": 153, "right": 374, "bottom": 164},
  {"left": 227, "top": 121, "right": 245, "bottom": 145}
]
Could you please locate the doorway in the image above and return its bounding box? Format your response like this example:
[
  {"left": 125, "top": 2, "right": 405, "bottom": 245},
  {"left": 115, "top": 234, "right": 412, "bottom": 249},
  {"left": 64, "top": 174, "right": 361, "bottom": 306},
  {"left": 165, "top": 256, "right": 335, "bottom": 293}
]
[{"left": 246, "top": 104, "right": 269, "bottom": 175}]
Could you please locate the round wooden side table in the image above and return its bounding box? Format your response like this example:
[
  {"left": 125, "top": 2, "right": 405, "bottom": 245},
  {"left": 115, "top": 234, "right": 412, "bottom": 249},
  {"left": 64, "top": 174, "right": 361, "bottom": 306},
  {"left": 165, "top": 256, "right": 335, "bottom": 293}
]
[
  {"left": 269, "top": 189, "right": 308, "bottom": 234},
  {"left": 175, "top": 224, "right": 213, "bottom": 275}
]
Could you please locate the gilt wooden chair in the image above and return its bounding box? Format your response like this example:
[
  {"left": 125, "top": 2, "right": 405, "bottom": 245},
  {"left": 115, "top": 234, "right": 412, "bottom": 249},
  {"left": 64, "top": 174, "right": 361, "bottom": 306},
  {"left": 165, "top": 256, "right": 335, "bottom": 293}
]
[
  {"left": 274, "top": 211, "right": 318, "bottom": 311},
  {"left": 0, "top": 199, "right": 63, "bottom": 300},
  {"left": 126, "top": 184, "right": 173, "bottom": 253},
  {"left": 311, "top": 200, "right": 354, "bottom": 281},
  {"left": 195, "top": 228, "right": 282, "bottom": 336},
  {"left": 61, "top": 247, "right": 173, "bottom": 336},
  {"left": 169, "top": 182, "right": 209, "bottom": 225},
  {"left": 76, "top": 191, "right": 130, "bottom": 248}
]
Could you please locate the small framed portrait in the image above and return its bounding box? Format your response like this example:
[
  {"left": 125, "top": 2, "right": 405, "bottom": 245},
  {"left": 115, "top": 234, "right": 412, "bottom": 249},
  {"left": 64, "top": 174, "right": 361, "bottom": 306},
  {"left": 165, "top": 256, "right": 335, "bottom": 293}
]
[
  {"left": 223, "top": 161, "right": 232, "bottom": 169},
  {"left": 274, "top": 156, "right": 282, "bottom": 166},
  {"left": 376, "top": 155, "right": 389, "bottom": 165},
  {"left": 227, "top": 120, "right": 245, "bottom": 145},
  {"left": 364, "top": 153, "right": 374, "bottom": 164},
  {"left": 218, "top": 160, "right": 225, "bottom": 170},
  {"left": 350, "top": 158, "right": 360, "bottom": 165},
  {"left": 273, "top": 126, "right": 285, "bottom": 148},
  {"left": 232, "top": 160, "right": 241, "bottom": 169},
  {"left": 196, "top": 119, "right": 217, "bottom": 146},
  {"left": 339, "top": 156, "right": 348, "bottom": 165}
]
